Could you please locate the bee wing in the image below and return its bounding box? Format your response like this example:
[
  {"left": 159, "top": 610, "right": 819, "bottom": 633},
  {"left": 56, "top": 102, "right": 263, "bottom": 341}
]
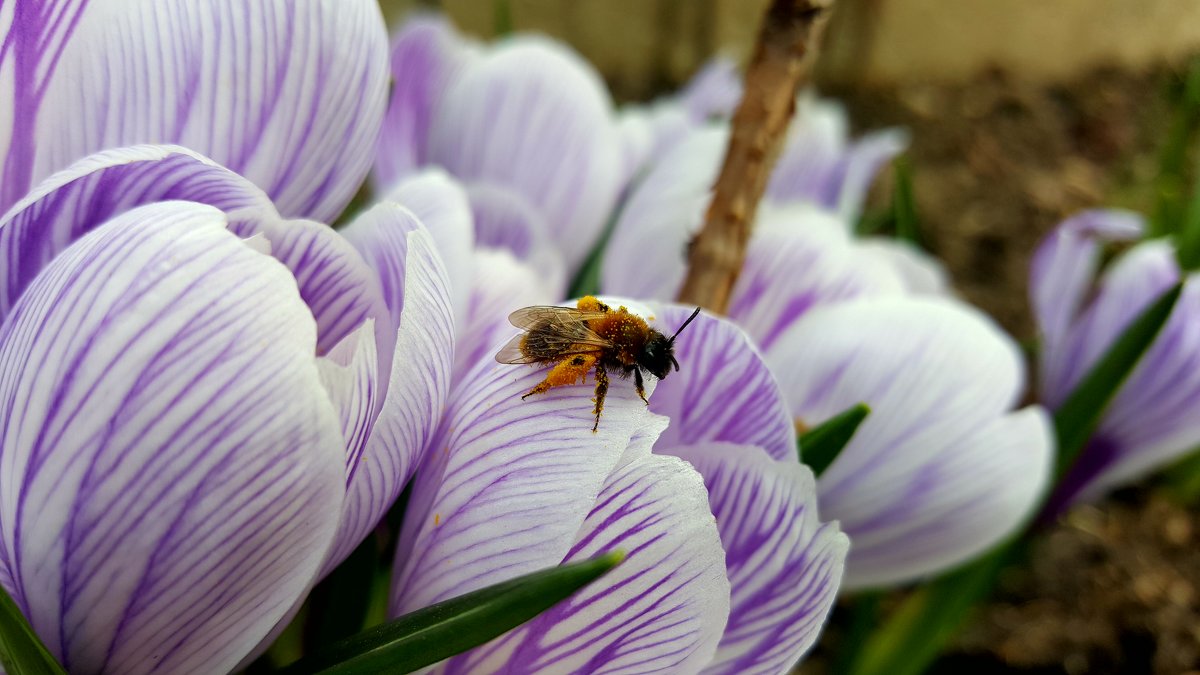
[
  {"left": 494, "top": 333, "right": 540, "bottom": 364},
  {"left": 496, "top": 305, "right": 614, "bottom": 364},
  {"left": 507, "top": 305, "right": 610, "bottom": 330}
]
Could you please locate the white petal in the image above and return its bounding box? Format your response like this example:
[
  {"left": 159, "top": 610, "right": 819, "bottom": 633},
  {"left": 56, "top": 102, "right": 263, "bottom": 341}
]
[
  {"left": 26, "top": 0, "right": 389, "bottom": 222},
  {"left": 0, "top": 201, "right": 344, "bottom": 673},
  {"left": 441, "top": 452, "right": 730, "bottom": 675}
]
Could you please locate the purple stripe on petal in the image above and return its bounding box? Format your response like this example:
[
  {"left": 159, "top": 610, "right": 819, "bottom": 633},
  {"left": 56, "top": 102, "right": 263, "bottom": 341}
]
[
  {"left": 1031, "top": 209, "right": 1145, "bottom": 403},
  {"left": 390, "top": 350, "right": 666, "bottom": 616},
  {"left": 30, "top": 0, "right": 389, "bottom": 222},
  {"left": 325, "top": 228, "right": 453, "bottom": 574},
  {"left": 766, "top": 297, "right": 1050, "bottom": 588},
  {"left": 641, "top": 304, "right": 796, "bottom": 462},
  {"left": 467, "top": 181, "right": 567, "bottom": 296},
  {"left": 728, "top": 207, "right": 905, "bottom": 350},
  {"left": 0, "top": 201, "right": 344, "bottom": 674},
  {"left": 0, "top": 144, "right": 271, "bottom": 322},
  {"left": 671, "top": 443, "right": 846, "bottom": 675},
  {"left": 441, "top": 452, "right": 730, "bottom": 675},
  {"left": 425, "top": 36, "right": 622, "bottom": 270},
  {"left": 0, "top": 0, "right": 91, "bottom": 212}
]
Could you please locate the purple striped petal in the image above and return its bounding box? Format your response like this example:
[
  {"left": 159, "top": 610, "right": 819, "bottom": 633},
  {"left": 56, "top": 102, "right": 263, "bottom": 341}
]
[
  {"left": 0, "top": 145, "right": 272, "bottom": 322},
  {"left": 467, "top": 181, "right": 568, "bottom": 296},
  {"left": 728, "top": 207, "right": 906, "bottom": 350},
  {"left": 615, "top": 103, "right": 694, "bottom": 183},
  {"left": 767, "top": 297, "right": 1053, "bottom": 588},
  {"left": 374, "top": 15, "right": 475, "bottom": 190},
  {"left": 765, "top": 95, "right": 907, "bottom": 220},
  {"left": 16, "top": 0, "right": 388, "bottom": 222},
  {"left": 381, "top": 169, "right": 476, "bottom": 333},
  {"left": 454, "top": 249, "right": 556, "bottom": 379},
  {"left": 641, "top": 303, "right": 795, "bottom": 461},
  {"left": 671, "top": 443, "right": 846, "bottom": 675},
  {"left": 1045, "top": 241, "right": 1200, "bottom": 508},
  {"left": 390, "top": 351, "right": 666, "bottom": 616},
  {"left": 1031, "top": 210, "right": 1146, "bottom": 405},
  {"left": 245, "top": 217, "right": 392, "bottom": 363},
  {"left": 602, "top": 126, "right": 726, "bottom": 300},
  {"left": 0, "top": 201, "right": 345, "bottom": 673},
  {"left": 439, "top": 451, "right": 730, "bottom": 675},
  {"left": 327, "top": 222, "right": 454, "bottom": 573},
  {"left": 425, "top": 36, "right": 623, "bottom": 269}
]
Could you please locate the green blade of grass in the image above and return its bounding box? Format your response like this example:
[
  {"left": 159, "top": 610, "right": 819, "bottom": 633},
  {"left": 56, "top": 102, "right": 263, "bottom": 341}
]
[
  {"left": 0, "top": 587, "right": 65, "bottom": 675},
  {"left": 798, "top": 403, "right": 870, "bottom": 477}
]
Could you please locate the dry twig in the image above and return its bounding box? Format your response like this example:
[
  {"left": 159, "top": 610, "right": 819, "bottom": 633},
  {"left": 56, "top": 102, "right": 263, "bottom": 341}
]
[{"left": 676, "top": 0, "right": 837, "bottom": 313}]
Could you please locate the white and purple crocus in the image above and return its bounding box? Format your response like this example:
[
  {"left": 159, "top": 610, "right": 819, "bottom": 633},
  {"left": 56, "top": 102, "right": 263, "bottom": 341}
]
[
  {"left": 1, "top": 5, "right": 854, "bottom": 674},
  {"left": 1032, "top": 210, "right": 1200, "bottom": 517}
]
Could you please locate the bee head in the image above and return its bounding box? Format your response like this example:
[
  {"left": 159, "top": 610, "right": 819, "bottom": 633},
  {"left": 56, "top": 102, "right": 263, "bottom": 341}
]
[{"left": 638, "top": 307, "right": 702, "bottom": 380}]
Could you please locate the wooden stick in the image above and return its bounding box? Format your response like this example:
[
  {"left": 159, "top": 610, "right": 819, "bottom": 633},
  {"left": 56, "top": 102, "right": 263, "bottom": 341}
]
[{"left": 676, "top": 0, "right": 837, "bottom": 313}]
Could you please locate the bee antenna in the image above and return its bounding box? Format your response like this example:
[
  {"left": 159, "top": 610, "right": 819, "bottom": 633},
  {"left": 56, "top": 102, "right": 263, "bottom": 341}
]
[
  {"left": 668, "top": 307, "right": 703, "bottom": 343},
  {"left": 671, "top": 355, "right": 680, "bottom": 372}
]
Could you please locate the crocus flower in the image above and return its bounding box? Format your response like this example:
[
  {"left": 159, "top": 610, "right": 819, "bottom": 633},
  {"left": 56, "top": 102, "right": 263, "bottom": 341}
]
[
  {"left": 0, "top": 2, "right": 456, "bottom": 670},
  {"left": 393, "top": 300, "right": 846, "bottom": 674},
  {"left": 765, "top": 296, "right": 1053, "bottom": 588},
  {"left": 375, "top": 16, "right": 624, "bottom": 276},
  {"left": 1031, "top": 210, "right": 1200, "bottom": 515}
]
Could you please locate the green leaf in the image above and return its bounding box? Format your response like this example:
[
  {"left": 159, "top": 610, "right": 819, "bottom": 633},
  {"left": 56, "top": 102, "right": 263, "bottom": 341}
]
[
  {"left": 0, "top": 586, "right": 66, "bottom": 675},
  {"left": 799, "top": 403, "right": 870, "bottom": 477},
  {"left": 1176, "top": 156, "right": 1200, "bottom": 270},
  {"left": 849, "top": 544, "right": 1019, "bottom": 675},
  {"left": 1053, "top": 282, "right": 1183, "bottom": 478},
  {"left": 892, "top": 156, "right": 922, "bottom": 248},
  {"left": 282, "top": 552, "right": 624, "bottom": 675}
]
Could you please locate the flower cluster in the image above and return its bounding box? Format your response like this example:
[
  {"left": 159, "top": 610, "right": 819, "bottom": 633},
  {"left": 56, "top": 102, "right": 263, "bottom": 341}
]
[{"left": 1, "top": 4, "right": 1194, "bottom": 675}]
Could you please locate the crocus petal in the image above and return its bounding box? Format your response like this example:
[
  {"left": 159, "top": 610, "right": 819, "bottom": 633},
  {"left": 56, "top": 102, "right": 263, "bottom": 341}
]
[
  {"left": 0, "top": 144, "right": 272, "bottom": 321},
  {"left": 467, "top": 181, "right": 567, "bottom": 296},
  {"left": 1031, "top": 210, "right": 1147, "bottom": 404},
  {"left": 602, "top": 126, "right": 726, "bottom": 300},
  {"left": 327, "top": 223, "right": 454, "bottom": 573},
  {"left": 425, "top": 36, "right": 623, "bottom": 269},
  {"left": 374, "top": 15, "right": 475, "bottom": 189},
  {"left": 680, "top": 57, "right": 743, "bottom": 122},
  {"left": 670, "top": 443, "right": 846, "bottom": 675},
  {"left": 1047, "top": 241, "right": 1200, "bottom": 506},
  {"left": 825, "top": 129, "right": 909, "bottom": 221},
  {"left": 441, "top": 451, "right": 730, "bottom": 675},
  {"left": 763, "top": 95, "right": 848, "bottom": 207},
  {"left": 382, "top": 169, "right": 477, "bottom": 333},
  {"left": 0, "top": 201, "right": 345, "bottom": 673},
  {"left": 767, "top": 297, "right": 1053, "bottom": 588},
  {"left": 21, "top": 0, "right": 388, "bottom": 222},
  {"left": 858, "top": 238, "right": 952, "bottom": 295},
  {"left": 641, "top": 303, "right": 795, "bottom": 461},
  {"left": 391, "top": 354, "right": 664, "bottom": 615},
  {"left": 728, "top": 207, "right": 906, "bottom": 350},
  {"left": 454, "top": 248, "right": 556, "bottom": 379}
]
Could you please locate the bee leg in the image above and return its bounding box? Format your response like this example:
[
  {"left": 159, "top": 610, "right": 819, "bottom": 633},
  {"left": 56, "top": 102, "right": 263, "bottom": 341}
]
[
  {"left": 522, "top": 354, "right": 597, "bottom": 400},
  {"left": 591, "top": 364, "right": 609, "bottom": 433},
  {"left": 634, "top": 369, "right": 649, "bottom": 406}
]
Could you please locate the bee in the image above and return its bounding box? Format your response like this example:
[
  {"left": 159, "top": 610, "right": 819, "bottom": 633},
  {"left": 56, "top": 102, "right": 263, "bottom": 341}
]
[{"left": 495, "top": 296, "right": 703, "bottom": 432}]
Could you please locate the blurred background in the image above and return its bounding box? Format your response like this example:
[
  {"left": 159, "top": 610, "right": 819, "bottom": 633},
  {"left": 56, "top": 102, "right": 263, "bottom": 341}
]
[{"left": 381, "top": 2, "right": 1200, "bottom": 672}]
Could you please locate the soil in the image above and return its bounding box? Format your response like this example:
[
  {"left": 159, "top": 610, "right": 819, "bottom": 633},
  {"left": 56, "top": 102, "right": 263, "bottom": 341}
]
[{"left": 827, "top": 66, "right": 1172, "bottom": 341}]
